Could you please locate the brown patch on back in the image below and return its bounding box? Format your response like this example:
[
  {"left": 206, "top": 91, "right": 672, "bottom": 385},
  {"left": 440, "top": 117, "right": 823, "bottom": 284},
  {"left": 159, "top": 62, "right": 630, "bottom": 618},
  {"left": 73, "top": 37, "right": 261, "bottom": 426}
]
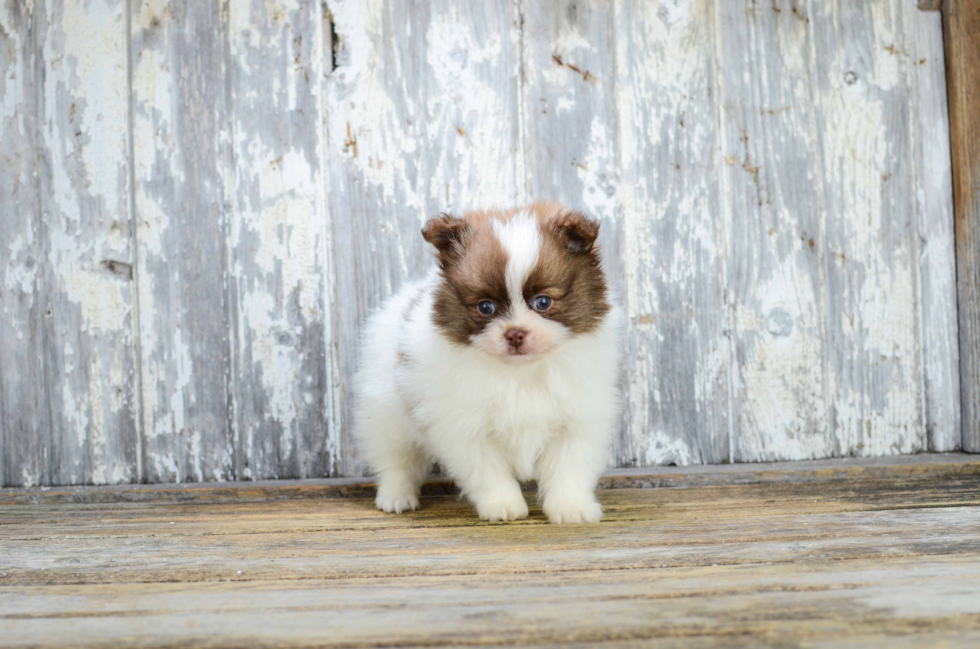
[
  {"left": 428, "top": 210, "right": 512, "bottom": 345},
  {"left": 524, "top": 203, "right": 610, "bottom": 334}
]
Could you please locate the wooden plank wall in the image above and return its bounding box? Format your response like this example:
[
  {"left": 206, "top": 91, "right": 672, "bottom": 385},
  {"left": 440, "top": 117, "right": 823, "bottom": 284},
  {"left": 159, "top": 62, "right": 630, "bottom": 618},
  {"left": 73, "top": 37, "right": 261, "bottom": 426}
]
[
  {"left": 945, "top": 0, "right": 980, "bottom": 453},
  {"left": 1, "top": 0, "right": 139, "bottom": 487},
  {"left": 0, "top": 0, "right": 962, "bottom": 486}
]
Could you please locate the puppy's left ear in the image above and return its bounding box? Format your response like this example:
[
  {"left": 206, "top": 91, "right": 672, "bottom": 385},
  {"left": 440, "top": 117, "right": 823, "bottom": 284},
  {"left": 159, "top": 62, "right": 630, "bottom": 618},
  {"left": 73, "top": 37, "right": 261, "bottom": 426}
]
[{"left": 552, "top": 211, "right": 600, "bottom": 253}]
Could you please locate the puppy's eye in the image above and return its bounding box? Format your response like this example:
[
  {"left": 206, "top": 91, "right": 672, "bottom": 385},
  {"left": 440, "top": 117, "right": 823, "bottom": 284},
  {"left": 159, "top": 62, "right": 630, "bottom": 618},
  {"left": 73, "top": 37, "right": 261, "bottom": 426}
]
[
  {"left": 477, "top": 300, "right": 496, "bottom": 316},
  {"left": 532, "top": 295, "right": 553, "bottom": 312}
]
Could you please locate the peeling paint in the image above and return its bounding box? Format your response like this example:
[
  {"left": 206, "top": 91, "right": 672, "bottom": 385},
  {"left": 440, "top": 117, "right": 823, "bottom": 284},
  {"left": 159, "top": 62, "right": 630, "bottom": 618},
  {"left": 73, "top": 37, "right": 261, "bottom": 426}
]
[
  {"left": 3, "top": 0, "right": 140, "bottom": 487},
  {"left": 618, "top": 0, "right": 730, "bottom": 465},
  {"left": 811, "top": 0, "right": 928, "bottom": 458},
  {"left": 226, "top": 0, "right": 333, "bottom": 480},
  {"left": 131, "top": 0, "right": 235, "bottom": 484}
]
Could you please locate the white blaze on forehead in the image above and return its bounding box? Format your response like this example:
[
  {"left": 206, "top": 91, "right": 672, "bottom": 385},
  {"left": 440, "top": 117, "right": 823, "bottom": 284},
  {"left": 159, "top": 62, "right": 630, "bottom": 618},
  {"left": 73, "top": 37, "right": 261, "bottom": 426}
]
[{"left": 491, "top": 211, "right": 541, "bottom": 311}]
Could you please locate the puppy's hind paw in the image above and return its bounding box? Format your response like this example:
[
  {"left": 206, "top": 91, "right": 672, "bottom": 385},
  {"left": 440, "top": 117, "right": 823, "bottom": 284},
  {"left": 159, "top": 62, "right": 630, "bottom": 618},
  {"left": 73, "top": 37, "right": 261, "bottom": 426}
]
[{"left": 543, "top": 497, "right": 603, "bottom": 524}]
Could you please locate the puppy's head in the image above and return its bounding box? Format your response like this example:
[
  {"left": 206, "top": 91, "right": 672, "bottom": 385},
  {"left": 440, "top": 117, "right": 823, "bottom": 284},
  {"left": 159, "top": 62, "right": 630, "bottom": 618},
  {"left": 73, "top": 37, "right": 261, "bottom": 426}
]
[{"left": 423, "top": 202, "right": 609, "bottom": 362}]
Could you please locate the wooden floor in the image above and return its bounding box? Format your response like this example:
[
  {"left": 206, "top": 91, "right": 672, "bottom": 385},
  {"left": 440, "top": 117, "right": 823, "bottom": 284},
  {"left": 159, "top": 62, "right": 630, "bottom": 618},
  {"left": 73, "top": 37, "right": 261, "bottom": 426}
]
[{"left": 2, "top": 455, "right": 980, "bottom": 648}]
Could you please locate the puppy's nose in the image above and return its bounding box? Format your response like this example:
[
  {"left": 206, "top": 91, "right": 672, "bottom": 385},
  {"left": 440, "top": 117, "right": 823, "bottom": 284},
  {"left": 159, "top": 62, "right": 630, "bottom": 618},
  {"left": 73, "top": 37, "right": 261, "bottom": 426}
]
[{"left": 505, "top": 328, "right": 527, "bottom": 348}]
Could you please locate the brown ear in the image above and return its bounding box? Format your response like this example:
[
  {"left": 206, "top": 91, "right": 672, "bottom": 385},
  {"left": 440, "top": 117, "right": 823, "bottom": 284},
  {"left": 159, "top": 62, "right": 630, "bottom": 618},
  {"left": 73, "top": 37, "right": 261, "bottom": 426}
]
[
  {"left": 552, "top": 211, "right": 600, "bottom": 253},
  {"left": 422, "top": 213, "right": 470, "bottom": 267}
]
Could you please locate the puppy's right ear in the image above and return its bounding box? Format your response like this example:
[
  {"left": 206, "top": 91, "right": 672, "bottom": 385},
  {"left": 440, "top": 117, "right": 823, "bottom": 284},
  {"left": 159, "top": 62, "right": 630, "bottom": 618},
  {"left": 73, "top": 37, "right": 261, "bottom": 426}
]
[{"left": 422, "top": 213, "right": 470, "bottom": 268}]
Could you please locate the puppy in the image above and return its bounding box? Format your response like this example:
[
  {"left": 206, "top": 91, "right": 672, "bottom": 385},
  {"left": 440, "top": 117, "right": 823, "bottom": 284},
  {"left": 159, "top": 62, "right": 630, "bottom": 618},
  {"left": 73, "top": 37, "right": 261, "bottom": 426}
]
[{"left": 354, "top": 202, "right": 622, "bottom": 523}]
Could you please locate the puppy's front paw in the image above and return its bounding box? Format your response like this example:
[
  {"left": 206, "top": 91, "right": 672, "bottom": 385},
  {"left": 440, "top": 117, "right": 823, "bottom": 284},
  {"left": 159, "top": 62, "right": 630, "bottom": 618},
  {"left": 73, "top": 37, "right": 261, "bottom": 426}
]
[
  {"left": 375, "top": 493, "right": 420, "bottom": 514},
  {"left": 376, "top": 494, "right": 420, "bottom": 514},
  {"left": 476, "top": 496, "right": 529, "bottom": 522},
  {"left": 375, "top": 481, "right": 420, "bottom": 514},
  {"left": 543, "top": 497, "right": 603, "bottom": 524}
]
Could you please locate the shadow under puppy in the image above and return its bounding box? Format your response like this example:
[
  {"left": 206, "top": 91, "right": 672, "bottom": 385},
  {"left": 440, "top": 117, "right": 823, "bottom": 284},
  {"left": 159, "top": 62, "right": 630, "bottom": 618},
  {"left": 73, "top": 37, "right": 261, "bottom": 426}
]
[{"left": 354, "top": 201, "right": 623, "bottom": 523}]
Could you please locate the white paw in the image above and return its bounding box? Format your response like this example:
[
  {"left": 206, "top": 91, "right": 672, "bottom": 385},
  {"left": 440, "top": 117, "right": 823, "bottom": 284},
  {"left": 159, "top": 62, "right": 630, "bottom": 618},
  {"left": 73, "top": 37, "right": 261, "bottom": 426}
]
[
  {"left": 476, "top": 496, "right": 529, "bottom": 522},
  {"left": 543, "top": 497, "right": 603, "bottom": 524},
  {"left": 375, "top": 491, "right": 420, "bottom": 514}
]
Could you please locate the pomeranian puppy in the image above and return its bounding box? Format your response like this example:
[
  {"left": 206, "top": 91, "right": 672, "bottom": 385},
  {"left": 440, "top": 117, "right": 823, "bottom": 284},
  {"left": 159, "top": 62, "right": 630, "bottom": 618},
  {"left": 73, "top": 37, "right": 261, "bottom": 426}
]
[{"left": 354, "top": 201, "right": 622, "bottom": 523}]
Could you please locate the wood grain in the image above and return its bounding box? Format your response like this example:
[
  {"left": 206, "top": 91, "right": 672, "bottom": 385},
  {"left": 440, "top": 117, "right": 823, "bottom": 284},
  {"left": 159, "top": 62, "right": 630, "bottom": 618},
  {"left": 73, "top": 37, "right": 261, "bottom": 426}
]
[
  {"left": 225, "top": 0, "right": 335, "bottom": 480},
  {"left": 615, "top": 0, "right": 731, "bottom": 466},
  {"left": 1, "top": 1, "right": 139, "bottom": 488},
  {"left": 0, "top": 0, "right": 964, "bottom": 485},
  {"left": 945, "top": 0, "right": 980, "bottom": 452},
  {"left": 3, "top": 486, "right": 980, "bottom": 586},
  {"left": 3, "top": 559, "right": 980, "bottom": 647},
  {"left": 913, "top": 7, "right": 960, "bottom": 451},
  {"left": 1, "top": 460, "right": 979, "bottom": 647},
  {"left": 130, "top": 0, "right": 235, "bottom": 483},
  {"left": 519, "top": 0, "right": 622, "bottom": 293},
  {"left": 718, "top": 0, "right": 832, "bottom": 461},
  {"left": 37, "top": 0, "right": 140, "bottom": 486},
  {"left": 810, "top": 0, "right": 926, "bottom": 456},
  {"left": 0, "top": 2, "right": 44, "bottom": 489}
]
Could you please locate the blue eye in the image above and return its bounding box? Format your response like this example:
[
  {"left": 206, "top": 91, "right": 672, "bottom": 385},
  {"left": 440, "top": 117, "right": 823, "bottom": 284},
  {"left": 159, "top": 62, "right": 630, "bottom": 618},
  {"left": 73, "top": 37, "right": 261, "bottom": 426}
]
[
  {"left": 532, "top": 295, "right": 553, "bottom": 312},
  {"left": 478, "top": 300, "right": 496, "bottom": 316}
]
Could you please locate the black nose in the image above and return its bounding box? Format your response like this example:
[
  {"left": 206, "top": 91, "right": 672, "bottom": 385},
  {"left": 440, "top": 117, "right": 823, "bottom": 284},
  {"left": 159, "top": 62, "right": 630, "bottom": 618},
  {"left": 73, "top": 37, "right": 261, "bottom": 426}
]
[{"left": 505, "top": 328, "right": 527, "bottom": 348}]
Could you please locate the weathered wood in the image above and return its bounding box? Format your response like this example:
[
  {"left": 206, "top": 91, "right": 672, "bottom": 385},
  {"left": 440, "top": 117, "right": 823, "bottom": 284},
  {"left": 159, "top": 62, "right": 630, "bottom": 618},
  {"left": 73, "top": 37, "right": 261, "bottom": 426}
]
[
  {"left": 3, "top": 468, "right": 979, "bottom": 536},
  {"left": 1, "top": 460, "right": 980, "bottom": 646},
  {"left": 810, "top": 1, "right": 927, "bottom": 456},
  {"left": 944, "top": 0, "right": 980, "bottom": 453},
  {"left": 225, "top": 0, "right": 335, "bottom": 480},
  {"left": 37, "top": 0, "right": 139, "bottom": 486},
  {"left": 324, "top": 0, "right": 524, "bottom": 475},
  {"left": 3, "top": 488, "right": 980, "bottom": 586},
  {"left": 0, "top": 0, "right": 964, "bottom": 484},
  {"left": 1, "top": 1, "right": 139, "bottom": 488},
  {"left": 615, "top": 0, "right": 730, "bottom": 465},
  {"left": 130, "top": 0, "right": 235, "bottom": 482},
  {"left": 519, "top": 0, "right": 622, "bottom": 293},
  {"left": 718, "top": 0, "right": 832, "bottom": 461},
  {"left": 913, "top": 7, "right": 960, "bottom": 450},
  {"left": 2, "top": 558, "right": 980, "bottom": 647},
  {"left": 0, "top": 2, "right": 44, "bottom": 488}
]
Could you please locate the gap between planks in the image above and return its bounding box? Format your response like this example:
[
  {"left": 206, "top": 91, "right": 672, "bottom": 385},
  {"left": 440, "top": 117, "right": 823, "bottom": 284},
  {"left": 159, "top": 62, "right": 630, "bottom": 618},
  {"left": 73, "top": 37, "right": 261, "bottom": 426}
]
[{"left": 1, "top": 453, "right": 977, "bottom": 506}]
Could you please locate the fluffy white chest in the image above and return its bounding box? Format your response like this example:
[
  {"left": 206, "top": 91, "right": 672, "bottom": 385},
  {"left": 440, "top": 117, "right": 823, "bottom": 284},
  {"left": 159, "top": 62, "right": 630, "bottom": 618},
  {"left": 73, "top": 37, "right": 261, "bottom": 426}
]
[
  {"left": 463, "top": 368, "right": 564, "bottom": 478},
  {"left": 397, "top": 330, "right": 577, "bottom": 479}
]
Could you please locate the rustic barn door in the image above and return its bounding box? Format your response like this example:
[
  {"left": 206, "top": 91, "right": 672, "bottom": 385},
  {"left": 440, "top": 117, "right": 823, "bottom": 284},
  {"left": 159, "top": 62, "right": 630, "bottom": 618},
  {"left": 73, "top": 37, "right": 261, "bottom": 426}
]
[{"left": 0, "top": 0, "right": 960, "bottom": 486}]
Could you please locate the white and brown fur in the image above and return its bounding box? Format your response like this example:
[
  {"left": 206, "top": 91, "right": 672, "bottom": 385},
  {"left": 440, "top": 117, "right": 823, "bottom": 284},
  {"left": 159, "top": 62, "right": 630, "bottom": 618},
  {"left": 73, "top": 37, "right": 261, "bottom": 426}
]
[{"left": 354, "top": 202, "right": 623, "bottom": 523}]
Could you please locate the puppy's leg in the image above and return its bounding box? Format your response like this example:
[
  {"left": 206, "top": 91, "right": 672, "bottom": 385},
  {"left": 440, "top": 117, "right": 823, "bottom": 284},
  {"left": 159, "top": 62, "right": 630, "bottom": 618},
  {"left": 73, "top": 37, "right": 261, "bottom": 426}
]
[
  {"left": 373, "top": 442, "right": 429, "bottom": 514},
  {"left": 438, "top": 437, "right": 527, "bottom": 522},
  {"left": 359, "top": 402, "right": 429, "bottom": 514},
  {"left": 536, "top": 424, "right": 609, "bottom": 524}
]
